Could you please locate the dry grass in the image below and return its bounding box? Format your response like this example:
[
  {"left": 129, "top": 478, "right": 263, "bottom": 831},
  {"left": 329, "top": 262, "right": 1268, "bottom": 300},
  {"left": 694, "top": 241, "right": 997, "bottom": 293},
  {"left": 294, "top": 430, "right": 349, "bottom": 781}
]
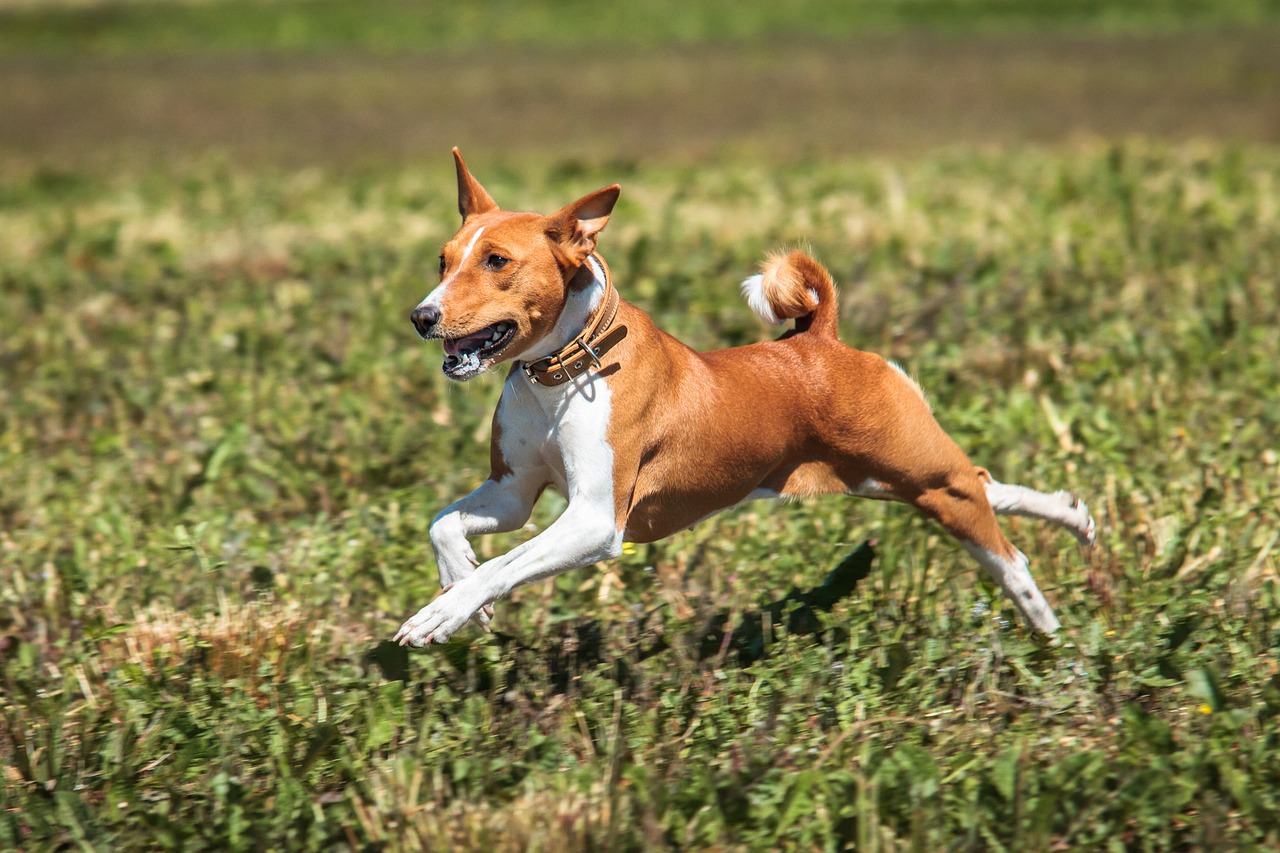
[
  {"left": 350, "top": 769, "right": 627, "bottom": 852},
  {"left": 91, "top": 596, "right": 334, "bottom": 679}
]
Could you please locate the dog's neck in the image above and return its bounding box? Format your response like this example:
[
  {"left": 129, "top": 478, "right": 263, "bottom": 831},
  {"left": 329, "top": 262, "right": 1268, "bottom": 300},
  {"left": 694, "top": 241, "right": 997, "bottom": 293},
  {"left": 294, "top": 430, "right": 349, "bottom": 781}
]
[{"left": 514, "top": 256, "right": 608, "bottom": 363}]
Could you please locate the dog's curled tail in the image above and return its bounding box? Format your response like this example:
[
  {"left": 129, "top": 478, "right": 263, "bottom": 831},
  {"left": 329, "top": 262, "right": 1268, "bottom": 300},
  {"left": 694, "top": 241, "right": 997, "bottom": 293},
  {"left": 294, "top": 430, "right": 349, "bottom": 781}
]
[{"left": 740, "top": 250, "right": 839, "bottom": 338}]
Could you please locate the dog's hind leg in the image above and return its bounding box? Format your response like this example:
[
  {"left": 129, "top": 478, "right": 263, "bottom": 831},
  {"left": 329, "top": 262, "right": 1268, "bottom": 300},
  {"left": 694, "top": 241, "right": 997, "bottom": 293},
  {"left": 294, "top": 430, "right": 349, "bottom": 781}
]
[
  {"left": 978, "top": 469, "right": 1096, "bottom": 547},
  {"left": 960, "top": 543, "right": 1060, "bottom": 634},
  {"left": 912, "top": 472, "right": 1061, "bottom": 634}
]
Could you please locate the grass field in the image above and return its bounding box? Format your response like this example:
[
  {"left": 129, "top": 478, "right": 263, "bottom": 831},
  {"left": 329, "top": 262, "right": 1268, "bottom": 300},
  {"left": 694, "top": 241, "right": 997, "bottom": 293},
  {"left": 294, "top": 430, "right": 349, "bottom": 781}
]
[{"left": 4, "top": 1, "right": 1280, "bottom": 850}]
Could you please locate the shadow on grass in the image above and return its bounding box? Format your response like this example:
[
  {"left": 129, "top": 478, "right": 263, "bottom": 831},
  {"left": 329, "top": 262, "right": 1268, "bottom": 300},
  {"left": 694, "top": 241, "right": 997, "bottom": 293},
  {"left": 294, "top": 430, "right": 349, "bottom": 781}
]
[{"left": 367, "top": 540, "right": 876, "bottom": 690}]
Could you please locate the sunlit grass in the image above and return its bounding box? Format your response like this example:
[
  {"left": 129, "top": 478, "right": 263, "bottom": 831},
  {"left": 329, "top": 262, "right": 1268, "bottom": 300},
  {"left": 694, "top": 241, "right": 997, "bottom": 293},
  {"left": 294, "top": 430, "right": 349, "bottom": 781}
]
[{"left": 2, "top": 141, "right": 1280, "bottom": 848}]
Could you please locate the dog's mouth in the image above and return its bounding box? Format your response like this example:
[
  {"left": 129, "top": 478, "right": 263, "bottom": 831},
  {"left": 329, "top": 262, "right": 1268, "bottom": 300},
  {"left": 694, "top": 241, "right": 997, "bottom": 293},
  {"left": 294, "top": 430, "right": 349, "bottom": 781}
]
[{"left": 441, "top": 320, "right": 517, "bottom": 380}]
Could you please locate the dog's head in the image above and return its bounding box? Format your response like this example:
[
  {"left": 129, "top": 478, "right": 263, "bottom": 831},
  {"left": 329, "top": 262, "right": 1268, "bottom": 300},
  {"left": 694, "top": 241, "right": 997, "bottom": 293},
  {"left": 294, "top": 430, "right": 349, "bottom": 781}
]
[{"left": 410, "top": 149, "right": 620, "bottom": 381}]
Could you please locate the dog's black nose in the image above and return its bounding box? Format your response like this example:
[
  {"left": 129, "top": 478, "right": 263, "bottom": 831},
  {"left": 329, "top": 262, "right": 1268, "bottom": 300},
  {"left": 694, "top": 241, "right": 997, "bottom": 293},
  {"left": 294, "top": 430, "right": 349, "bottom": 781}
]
[{"left": 410, "top": 304, "right": 441, "bottom": 337}]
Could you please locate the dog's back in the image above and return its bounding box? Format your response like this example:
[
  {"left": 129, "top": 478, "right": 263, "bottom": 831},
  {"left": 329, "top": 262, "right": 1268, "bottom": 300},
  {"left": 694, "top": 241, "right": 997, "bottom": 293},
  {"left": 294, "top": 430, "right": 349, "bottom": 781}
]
[{"left": 613, "top": 251, "right": 972, "bottom": 541}]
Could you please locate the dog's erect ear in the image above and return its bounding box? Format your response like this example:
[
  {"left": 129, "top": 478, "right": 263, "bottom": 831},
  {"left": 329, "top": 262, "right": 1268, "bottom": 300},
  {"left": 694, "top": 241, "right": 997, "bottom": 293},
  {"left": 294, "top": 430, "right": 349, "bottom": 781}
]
[
  {"left": 545, "top": 185, "right": 621, "bottom": 267},
  {"left": 453, "top": 148, "right": 498, "bottom": 221}
]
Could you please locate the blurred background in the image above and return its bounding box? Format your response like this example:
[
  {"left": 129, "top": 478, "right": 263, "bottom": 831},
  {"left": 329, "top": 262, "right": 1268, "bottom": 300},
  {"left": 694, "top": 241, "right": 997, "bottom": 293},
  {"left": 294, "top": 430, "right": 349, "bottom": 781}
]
[{"left": 2, "top": 0, "right": 1278, "bottom": 171}]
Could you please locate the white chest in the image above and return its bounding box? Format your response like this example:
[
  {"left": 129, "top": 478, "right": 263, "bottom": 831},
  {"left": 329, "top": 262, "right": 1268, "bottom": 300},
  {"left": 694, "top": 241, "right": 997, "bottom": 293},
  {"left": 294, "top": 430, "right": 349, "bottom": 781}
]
[{"left": 496, "top": 370, "right": 617, "bottom": 502}]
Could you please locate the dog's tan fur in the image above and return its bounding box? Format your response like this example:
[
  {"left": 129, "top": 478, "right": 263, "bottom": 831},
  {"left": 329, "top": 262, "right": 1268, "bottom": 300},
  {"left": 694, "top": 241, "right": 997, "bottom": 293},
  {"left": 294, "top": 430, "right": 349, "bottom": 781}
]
[{"left": 395, "top": 151, "right": 1094, "bottom": 646}]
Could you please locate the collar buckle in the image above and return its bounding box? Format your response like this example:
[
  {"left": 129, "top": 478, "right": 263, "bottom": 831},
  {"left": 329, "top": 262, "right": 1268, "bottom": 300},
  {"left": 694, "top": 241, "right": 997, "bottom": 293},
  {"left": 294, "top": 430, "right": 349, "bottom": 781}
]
[{"left": 576, "top": 338, "right": 603, "bottom": 370}]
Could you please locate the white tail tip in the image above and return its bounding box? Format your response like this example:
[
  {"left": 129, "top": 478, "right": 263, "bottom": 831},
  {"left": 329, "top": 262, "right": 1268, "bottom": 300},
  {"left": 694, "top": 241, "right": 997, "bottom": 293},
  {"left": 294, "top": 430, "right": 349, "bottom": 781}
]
[{"left": 740, "top": 273, "right": 781, "bottom": 325}]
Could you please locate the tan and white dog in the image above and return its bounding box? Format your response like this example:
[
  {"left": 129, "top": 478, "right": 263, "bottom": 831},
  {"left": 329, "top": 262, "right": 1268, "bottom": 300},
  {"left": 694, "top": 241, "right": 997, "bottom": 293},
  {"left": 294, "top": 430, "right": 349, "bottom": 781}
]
[{"left": 395, "top": 149, "right": 1095, "bottom": 647}]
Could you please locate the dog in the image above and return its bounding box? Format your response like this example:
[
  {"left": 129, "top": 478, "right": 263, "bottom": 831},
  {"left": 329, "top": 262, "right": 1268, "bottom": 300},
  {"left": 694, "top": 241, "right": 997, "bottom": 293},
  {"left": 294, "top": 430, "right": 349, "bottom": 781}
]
[{"left": 395, "top": 149, "right": 1095, "bottom": 647}]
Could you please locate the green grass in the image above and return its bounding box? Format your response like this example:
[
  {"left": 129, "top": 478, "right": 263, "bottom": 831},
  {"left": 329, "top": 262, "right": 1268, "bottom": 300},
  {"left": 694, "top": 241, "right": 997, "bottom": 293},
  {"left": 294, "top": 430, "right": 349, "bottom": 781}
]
[
  {"left": 4, "top": 0, "right": 1279, "bottom": 57},
  {"left": 2, "top": 139, "right": 1280, "bottom": 849}
]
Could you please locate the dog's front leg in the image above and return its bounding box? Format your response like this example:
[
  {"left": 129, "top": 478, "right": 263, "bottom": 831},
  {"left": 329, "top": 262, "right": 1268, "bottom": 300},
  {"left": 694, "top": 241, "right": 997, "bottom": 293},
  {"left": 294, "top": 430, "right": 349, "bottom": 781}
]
[
  {"left": 428, "top": 472, "right": 545, "bottom": 629},
  {"left": 395, "top": 504, "right": 622, "bottom": 646},
  {"left": 431, "top": 475, "right": 543, "bottom": 589}
]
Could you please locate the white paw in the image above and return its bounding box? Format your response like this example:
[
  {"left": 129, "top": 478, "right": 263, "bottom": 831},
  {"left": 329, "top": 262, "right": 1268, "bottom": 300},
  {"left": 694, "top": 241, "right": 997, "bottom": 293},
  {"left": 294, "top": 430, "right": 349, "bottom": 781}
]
[
  {"left": 1081, "top": 509, "right": 1097, "bottom": 548},
  {"left": 1060, "top": 491, "right": 1097, "bottom": 548},
  {"left": 394, "top": 586, "right": 488, "bottom": 647},
  {"left": 437, "top": 581, "right": 495, "bottom": 632}
]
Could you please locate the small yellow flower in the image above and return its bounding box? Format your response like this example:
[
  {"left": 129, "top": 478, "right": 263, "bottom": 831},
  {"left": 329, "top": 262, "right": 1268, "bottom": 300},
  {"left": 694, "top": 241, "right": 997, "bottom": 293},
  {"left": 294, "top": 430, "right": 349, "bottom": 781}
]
[
  {"left": 1197, "top": 704, "right": 1213, "bottom": 715},
  {"left": 621, "top": 542, "right": 638, "bottom": 557}
]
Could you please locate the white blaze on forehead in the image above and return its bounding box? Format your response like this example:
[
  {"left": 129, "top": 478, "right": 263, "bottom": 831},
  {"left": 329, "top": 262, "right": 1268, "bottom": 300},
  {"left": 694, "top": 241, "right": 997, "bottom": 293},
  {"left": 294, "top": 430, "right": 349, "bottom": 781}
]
[{"left": 416, "top": 225, "right": 486, "bottom": 309}]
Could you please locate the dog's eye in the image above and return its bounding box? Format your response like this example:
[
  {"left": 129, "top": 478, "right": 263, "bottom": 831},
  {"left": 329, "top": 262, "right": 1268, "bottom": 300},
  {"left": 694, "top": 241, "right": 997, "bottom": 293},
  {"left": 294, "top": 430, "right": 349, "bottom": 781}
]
[
  {"left": 485, "top": 254, "right": 510, "bottom": 271},
  {"left": 438, "top": 255, "right": 446, "bottom": 276}
]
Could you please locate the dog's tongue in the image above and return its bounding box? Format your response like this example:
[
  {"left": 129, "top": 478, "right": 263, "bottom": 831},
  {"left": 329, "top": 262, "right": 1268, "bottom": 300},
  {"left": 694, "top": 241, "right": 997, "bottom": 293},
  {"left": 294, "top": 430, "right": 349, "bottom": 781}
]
[{"left": 444, "top": 329, "right": 492, "bottom": 356}]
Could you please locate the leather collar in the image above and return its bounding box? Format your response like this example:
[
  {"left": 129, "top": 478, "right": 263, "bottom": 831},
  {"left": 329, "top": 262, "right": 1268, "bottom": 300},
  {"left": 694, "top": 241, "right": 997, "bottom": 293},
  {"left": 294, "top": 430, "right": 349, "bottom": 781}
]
[{"left": 521, "top": 255, "right": 628, "bottom": 387}]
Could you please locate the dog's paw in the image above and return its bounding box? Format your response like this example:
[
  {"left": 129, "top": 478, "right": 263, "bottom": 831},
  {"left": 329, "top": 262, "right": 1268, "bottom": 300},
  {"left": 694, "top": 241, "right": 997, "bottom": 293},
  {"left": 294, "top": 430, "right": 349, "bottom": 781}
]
[
  {"left": 1059, "top": 491, "right": 1097, "bottom": 548},
  {"left": 1081, "top": 509, "right": 1097, "bottom": 548},
  {"left": 394, "top": 587, "right": 486, "bottom": 647},
  {"left": 429, "top": 582, "right": 493, "bottom": 634}
]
